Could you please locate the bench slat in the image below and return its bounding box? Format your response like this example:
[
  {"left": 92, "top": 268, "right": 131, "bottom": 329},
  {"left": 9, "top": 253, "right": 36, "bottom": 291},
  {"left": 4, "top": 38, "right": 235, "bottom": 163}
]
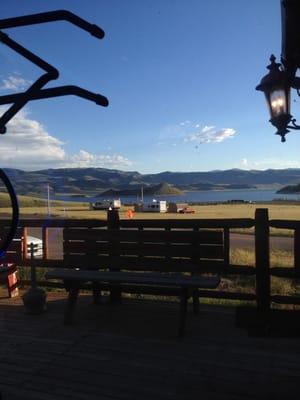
[
  {"left": 64, "top": 228, "right": 224, "bottom": 244},
  {"left": 63, "top": 241, "right": 224, "bottom": 259},
  {"left": 61, "top": 254, "right": 225, "bottom": 272},
  {"left": 45, "top": 269, "right": 220, "bottom": 289}
]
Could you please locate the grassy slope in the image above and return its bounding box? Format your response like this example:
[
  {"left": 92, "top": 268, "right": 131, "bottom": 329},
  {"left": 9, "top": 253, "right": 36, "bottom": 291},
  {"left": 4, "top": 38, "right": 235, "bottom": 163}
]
[{"left": 0, "top": 192, "right": 84, "bottom": 208}]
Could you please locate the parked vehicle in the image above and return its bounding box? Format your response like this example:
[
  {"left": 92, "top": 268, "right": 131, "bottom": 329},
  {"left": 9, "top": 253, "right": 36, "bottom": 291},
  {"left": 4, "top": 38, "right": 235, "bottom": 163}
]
[{"left": 90, "top": 199, "right": 121, "bottom": 210}]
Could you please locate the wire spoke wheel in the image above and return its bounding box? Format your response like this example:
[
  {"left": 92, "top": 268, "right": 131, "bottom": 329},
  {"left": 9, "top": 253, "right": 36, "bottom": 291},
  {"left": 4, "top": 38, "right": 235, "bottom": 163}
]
[{"left": 0, "top": 169, "right": 19, "bottom": 259}]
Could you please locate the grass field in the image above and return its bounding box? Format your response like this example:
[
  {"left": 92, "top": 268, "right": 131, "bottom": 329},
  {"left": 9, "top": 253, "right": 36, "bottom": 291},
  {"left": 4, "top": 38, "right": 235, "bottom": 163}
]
[
  {"left": 1, "top": 192, "right": 300, "bottom": 236},
  {"left": 0, "top": 198, "right": 299, "bottom": 236},
  {"left": 1, "top": 199, "right": 300, "bottom": 218}
]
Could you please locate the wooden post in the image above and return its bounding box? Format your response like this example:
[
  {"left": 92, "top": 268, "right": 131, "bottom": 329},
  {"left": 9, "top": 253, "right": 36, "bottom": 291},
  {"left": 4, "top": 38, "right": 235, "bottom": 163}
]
[
  {"left": 30, "top": 242, "right": 37, "bottom": 289},
  {"left": 107, "top": 209, "right": 121, "bottom": 303},
  {"left": 107, "top": 209, "right": 120, "bottom": 230},
  {"left": 223, "top": 227, "right": 230, "bottom": 268},
  {"left": 22, "top": 227, "right": 28, "bottom": 261},
  {"left": 192, "top": 226, "right": 199, "bottom": 315},
  {"left": 42, "top": 227, "right": 48, "bottom": 260},
  {"left": 255, "top": 208, "right": 270, "bottom": 314},
  {"left": 294, "top": 228, "right": 300, "bottom": 275},
  {"left": 293, "top": 228, "right": 300, "bottom": 299}
]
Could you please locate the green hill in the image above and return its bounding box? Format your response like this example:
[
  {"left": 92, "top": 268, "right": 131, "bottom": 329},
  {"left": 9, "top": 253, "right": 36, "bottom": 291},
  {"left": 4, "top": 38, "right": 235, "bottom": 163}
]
[
  {"left": 101, "top": 183, "right": 183, "bottom": 197},
  {"left": 277, "top": 183, "right": 300, "bottom": 194}
]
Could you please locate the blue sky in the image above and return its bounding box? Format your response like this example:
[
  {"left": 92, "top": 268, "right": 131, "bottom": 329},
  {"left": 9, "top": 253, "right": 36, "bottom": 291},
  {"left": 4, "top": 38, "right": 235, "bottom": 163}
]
[{"left": 0, "top": 0, "right": 298, "bottom": 173}]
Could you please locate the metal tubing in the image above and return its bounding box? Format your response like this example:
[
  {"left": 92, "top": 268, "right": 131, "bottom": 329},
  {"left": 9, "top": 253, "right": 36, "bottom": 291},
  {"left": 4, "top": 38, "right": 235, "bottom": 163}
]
[
  {"left": 0, "top": 10, "right": 108, "bottom": 134},
  {"left": 0, "top": 169, "right": 19, "bottom": 258},
  {"left": 0, "top": 73, "right": 58, "bottom": 133},
  {"left": 0, "top": 31, "right": 58, "bottom": 76},
  {"left": 0, "top": 85, "right": 109, "bottom": 107},
  {"left": 0, "top": 10, "right": 104, "bottom": 39}
]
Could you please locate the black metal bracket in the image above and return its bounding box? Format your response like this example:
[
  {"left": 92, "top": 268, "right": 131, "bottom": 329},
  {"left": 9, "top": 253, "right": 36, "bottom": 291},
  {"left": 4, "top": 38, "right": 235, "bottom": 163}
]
[
  {"left": 0, "top": 10, "right": 108, "bottom": 134},
  {"left": 287, "top": 118, "right": 300, "bottom": 130},
  {"left": 0, "top": 169, "right": 19, "bottom": 258}
]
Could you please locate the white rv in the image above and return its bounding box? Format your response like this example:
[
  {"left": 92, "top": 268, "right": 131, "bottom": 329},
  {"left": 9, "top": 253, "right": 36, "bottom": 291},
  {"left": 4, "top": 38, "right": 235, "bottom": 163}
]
[{"left": 134, "top": 200, "right": 167, "bottom": 213}]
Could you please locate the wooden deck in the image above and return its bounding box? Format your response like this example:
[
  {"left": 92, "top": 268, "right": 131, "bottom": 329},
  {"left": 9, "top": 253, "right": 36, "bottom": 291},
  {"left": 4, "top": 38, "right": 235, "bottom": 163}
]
[{"left": 0, "top": 290, "right": 300, "bottom": 400}]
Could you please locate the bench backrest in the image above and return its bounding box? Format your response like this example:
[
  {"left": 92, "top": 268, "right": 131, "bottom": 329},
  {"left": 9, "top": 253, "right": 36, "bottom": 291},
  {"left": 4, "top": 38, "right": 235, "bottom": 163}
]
[{"left": 63, "top": 226, "right": 225, "bottom": 273}]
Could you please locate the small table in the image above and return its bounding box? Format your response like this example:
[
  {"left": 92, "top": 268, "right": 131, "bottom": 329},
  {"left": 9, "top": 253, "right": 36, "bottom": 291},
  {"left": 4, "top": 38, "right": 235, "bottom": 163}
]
[{"left": 0, "top": 263, "right": 19, "bottom": 298}]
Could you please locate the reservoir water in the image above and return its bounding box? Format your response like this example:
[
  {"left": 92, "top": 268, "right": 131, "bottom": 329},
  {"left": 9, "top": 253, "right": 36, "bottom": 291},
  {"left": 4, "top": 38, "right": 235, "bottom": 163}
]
[{"left": 53, "top": 189, "right": 300, "bottom": 204}]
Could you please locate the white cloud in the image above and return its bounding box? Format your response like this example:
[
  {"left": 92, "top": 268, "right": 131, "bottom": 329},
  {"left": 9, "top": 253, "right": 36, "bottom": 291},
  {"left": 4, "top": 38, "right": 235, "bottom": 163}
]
[
  {"left": 241, "top": 158, "right": 248, "bottom": 167},
  {"left": 0, "top": 74, "right": 32, "bottom": 92},
  {"left": 184, "top": 126, "right": 236, "bottom": 144},
  {"left": 237, "top": 158, "right": 300, "bottom": 170},
  {"left": 65, "top": 150, "right": 132, "bottom": 169},
  {"left": 179, "top": 120, "right": 191, "bottom": 126},
  {"left": 0, "top": 108, "right": 132, "bottom": 170},
  {"left": 252, "top": 159, "right": 300, "bottom": 169},
  {"left": 202, "top": 125, "right": 215, "bottom": 133}
]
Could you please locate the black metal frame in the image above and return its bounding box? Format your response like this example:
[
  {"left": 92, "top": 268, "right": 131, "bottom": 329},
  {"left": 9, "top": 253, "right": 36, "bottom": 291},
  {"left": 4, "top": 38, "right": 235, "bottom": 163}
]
[
  {"left": 0, "top": 10, "right": 108, "bottom": 134},
  {"left": 0, "top": 169, "right": 19, "bottom": 259},
  {"left": 0, "top": 10, "right": 109, "bottom": 257}
]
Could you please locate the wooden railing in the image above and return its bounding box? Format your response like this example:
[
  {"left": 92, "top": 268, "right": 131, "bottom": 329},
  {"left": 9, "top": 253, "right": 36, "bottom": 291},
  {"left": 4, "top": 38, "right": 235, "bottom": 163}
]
[
  {"left": 269, "top": 216, "right": 300, "bottom": 306},
  {"left": 1, "top": 208, "right": 299, "bottom": 311}
]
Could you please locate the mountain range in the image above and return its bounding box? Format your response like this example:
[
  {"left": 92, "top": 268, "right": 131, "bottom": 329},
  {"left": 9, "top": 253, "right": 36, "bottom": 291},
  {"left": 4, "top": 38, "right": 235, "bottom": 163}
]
[{"left": 2, "top": 167, "right": 300, "bottom": 197}]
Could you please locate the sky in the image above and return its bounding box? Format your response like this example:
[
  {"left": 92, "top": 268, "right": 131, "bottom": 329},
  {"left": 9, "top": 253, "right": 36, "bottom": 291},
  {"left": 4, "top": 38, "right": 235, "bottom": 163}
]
[{"left": 0, "top": 0, "right": 298, "bottom": 173}]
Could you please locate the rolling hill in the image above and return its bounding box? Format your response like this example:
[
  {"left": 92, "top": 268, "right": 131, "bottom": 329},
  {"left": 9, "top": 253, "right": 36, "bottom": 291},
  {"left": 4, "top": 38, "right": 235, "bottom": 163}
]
[{"left": 2, "top": 167, "right": 300, "bottom": 197}]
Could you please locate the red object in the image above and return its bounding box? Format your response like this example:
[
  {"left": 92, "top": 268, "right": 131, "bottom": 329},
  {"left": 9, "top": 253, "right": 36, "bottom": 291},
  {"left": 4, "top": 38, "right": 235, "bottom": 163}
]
[
  {"left": 126, "top": 209, "right": 134, "bottom": 219},
  {"left": 179, "top": 208, "right": 195, "bottom": 214},
  {"left": 0, "top": 263, "right": 19, "bottom": 298}
]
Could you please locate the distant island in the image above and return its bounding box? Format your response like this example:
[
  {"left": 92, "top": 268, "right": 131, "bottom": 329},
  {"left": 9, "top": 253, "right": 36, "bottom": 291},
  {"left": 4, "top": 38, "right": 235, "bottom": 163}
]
[{"left": 277, "top": 183, "right": 300, "bottom": 194}]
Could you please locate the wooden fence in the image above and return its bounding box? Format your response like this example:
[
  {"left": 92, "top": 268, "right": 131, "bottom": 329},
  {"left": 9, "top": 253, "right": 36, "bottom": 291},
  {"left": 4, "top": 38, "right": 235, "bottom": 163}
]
[{"left": 1, "top": 208, "right": 300, "bottom": 311}]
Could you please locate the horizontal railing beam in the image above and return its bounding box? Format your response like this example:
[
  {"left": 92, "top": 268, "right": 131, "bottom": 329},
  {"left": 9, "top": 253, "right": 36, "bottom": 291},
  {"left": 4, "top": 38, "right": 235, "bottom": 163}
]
[
  {"left": 271, "top": 295, "right": 300, "bottom": 305},
  {"left": 269, "top": 219, "right": 300, "bottom": 229},
  {"left": 120, "top": 218, "right": 255, "bottom": 229}
]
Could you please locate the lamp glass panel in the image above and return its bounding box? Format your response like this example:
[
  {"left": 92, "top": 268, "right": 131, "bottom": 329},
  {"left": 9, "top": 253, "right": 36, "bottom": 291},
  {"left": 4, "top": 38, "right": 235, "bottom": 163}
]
[{"left": 269, "top": 89, "right": 287, "bottom": 117}]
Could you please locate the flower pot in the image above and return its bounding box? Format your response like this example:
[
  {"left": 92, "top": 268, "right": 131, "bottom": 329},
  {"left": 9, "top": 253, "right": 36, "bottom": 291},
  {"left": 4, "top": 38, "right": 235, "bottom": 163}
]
[{"left": 22, "top": 287, "right": 47, "bottom": 314}]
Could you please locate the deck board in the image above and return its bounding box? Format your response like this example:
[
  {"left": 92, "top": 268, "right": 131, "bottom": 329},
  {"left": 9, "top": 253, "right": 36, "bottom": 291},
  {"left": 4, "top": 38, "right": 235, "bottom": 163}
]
[{"left": 0, "top": 290, "right": 300, "bottom": 399}]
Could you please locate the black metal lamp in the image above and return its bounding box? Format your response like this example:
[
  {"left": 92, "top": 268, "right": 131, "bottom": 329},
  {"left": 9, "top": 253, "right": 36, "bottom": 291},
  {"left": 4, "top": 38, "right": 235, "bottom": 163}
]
[
  {"left": 256, "top": 55, "right": 294, "bottom": 142},
  {"left": 256, "top": 0, "right": 300, "bottom": 142}
]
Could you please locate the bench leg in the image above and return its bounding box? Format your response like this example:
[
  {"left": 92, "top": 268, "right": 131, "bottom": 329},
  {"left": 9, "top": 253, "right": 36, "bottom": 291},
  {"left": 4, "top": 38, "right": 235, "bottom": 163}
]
[
  {"left": 192, "top": 289, "right": 199, "bottom": 315},
  {"left": 64, "top": 287, "right": 80, "bottom": 325},
  {"left": 109, "top": 284, "right": 122, "bottom": 304},
  {"left": 92, "top": 283, "right": 102, "bottom": 305},
  {"left": 178, "top": 288, "right": 188, "bottom": 338}
]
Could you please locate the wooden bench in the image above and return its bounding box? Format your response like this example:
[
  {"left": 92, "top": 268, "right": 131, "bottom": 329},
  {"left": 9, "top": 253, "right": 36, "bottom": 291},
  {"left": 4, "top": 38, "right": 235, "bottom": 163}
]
[{"left": 46, "top": 222, "right": 223, "bottom": 336}]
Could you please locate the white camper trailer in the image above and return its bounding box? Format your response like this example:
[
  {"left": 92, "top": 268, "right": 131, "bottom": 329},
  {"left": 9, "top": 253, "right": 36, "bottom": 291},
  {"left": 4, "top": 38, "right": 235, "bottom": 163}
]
[{"left": 134, "top": 200, "right": 167, "bottom": 213}]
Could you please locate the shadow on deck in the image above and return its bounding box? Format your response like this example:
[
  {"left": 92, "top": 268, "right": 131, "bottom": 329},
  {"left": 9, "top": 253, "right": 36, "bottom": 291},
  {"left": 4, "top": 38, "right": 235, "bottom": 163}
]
[{"left": 0, "top": 291, "right": 300, "bottom": 400}]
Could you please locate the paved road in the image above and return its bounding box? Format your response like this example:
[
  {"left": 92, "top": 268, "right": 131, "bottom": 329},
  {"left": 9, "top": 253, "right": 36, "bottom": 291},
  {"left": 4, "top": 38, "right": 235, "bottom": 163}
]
[{"left": 231, "top": 233, "right": 293, "bottom": 252}]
